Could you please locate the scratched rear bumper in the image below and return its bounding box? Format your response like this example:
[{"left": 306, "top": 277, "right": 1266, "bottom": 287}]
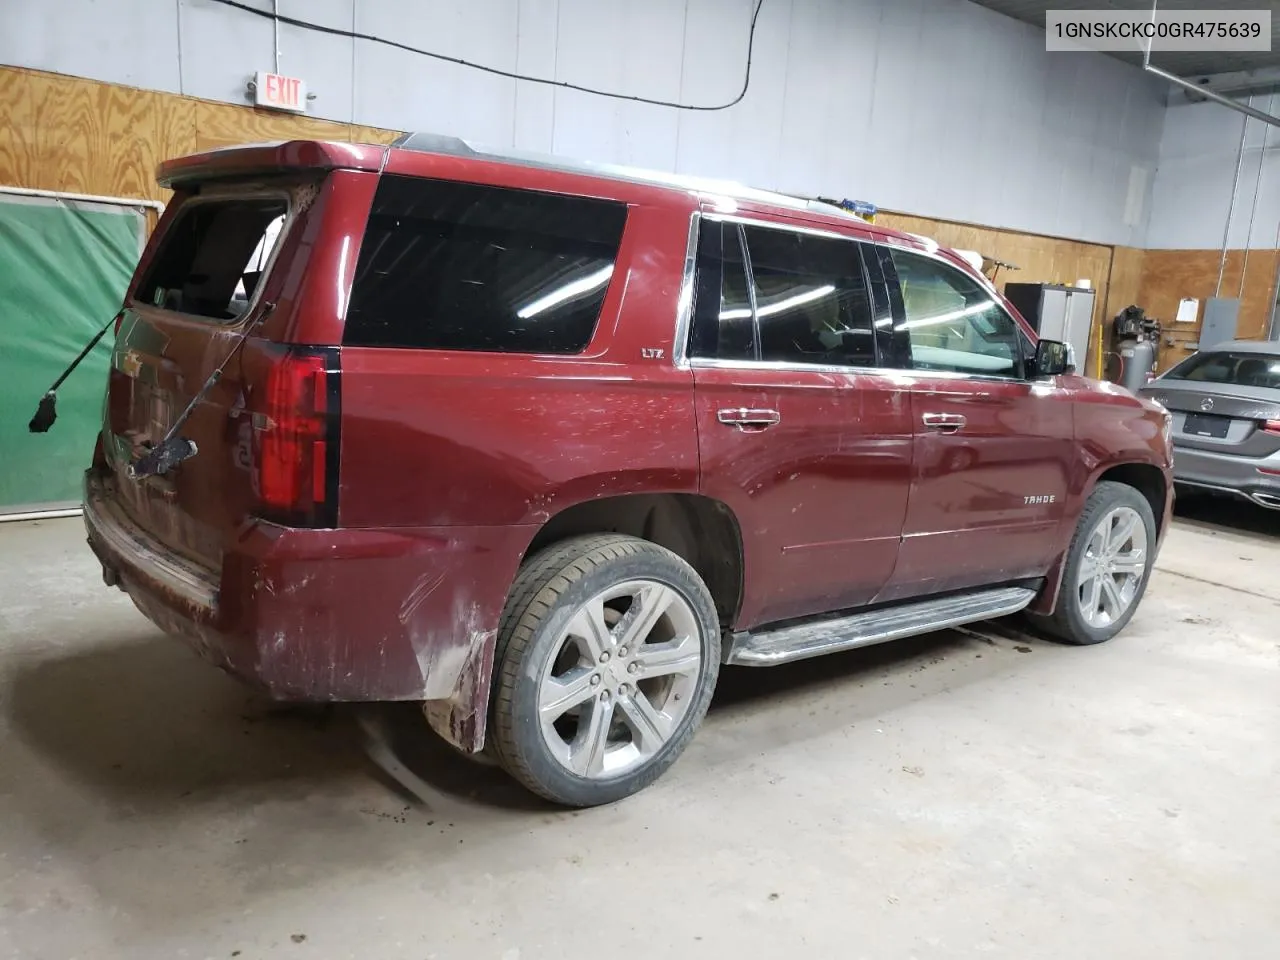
[{"left": 83, "top": 470, "right": 532, "bottom": 702}]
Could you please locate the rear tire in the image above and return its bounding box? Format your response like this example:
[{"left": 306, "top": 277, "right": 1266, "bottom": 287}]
[
  {"left": 1030, "top": 481, "right": 1157, "bottom": 645},
  {"left": 489, "top": 535, "right": 720, "bottom": 807}
]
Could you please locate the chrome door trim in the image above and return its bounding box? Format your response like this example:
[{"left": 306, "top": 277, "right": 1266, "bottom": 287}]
[
  {"left": 671, "top": 211, "right": 702, "bottom": 370},
  {"left": 687, "top": 355, "right": 1030, "bottom": 386},
  {"left": 702, "top": 211, "right": 868, "bottom": 244}
]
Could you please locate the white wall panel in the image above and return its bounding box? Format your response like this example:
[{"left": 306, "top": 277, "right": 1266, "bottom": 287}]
[
  {"left": 0, "top": 0, "right": 1169, "bottom": 245},
  {"left": 354, "top": 0, "right": 518, "bottom": 143},
  {"left": 0, "top": 0, "right": 182, "bottom": 93},
  {"left": 512, "top": 0, "right": 558, "bottom": 153},
  {"left": 179, "top": 0, "right": 275, "bottom": 104},
  {"left": 1146, "top": 92, "right": 1280, "bottom": 250}
]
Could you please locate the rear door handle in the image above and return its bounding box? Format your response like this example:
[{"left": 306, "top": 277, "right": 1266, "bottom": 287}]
[
  {"left": 717, "top": 407, "right": 781, "bottom": 431},
  {"left": 922, "top": 412, "right": 966, "bottom": 434}
]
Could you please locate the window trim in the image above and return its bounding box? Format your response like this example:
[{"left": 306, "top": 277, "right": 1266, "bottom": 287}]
[
  {"left": 672, "top": 211, "right": 702, "bottom": 369},
  {"left": 734, "top": 222, "right": 763, "bottom": 362},
  {"left": 130, "top": 186, "right": 295, "bottom": 327},
  {"left": 680, "top": 212, "right": 882, "bottom": 374},
  {"left": 879, "top": 243, "right": 1030, "bottom": 383}
]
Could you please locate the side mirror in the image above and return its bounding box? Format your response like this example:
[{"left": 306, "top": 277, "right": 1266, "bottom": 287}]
[{"left": 1033, "top": 339, "right": 1074, "bottom": 378}]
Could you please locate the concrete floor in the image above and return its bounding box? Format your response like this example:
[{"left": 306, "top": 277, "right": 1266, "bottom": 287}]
[{"left": 1, "top": 503, "right": 1277, "bottom": 960}]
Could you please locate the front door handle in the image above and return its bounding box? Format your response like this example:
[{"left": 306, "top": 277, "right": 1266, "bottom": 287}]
[
  {"left": 717, "top": 407, "right": 781, "bottom": 431},
  {"left": 922, "top": 412, "right": 966, "bottom": 434}
]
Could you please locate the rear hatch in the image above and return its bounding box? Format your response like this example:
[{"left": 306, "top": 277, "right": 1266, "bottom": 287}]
[
  {"left": 1143, "top": 350, "right": 1280, "bottom": 458},
  {"left": 101, "top": 172, "right": 341, "bottom": 573}
]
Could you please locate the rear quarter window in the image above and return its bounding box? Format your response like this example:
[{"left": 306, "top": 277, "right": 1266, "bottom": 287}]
[{"left": 343, "top": 176, "right": 628, "bottom": 354}]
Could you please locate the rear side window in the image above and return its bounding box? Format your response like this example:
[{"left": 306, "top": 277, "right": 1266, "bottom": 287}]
[
  {"left": 136, "top": 198, "right": 287, "bottom": 321},
  {"left": 689, "top": 220, "right": 875, "bottom": 368},
  {"left": 743, "top": 225, "right": 875, "bottom": 367},
  {"left": 344, "top": 177, "right": 628, "bottom": 353},
  {"left": 1165, "top": 351, "right": 1280, "bottom": 389},
  {"left": 689, "top": 221, "right": 755, "bottom": 361}
]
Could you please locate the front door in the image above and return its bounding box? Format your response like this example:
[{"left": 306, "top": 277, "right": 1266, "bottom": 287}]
[
  {"left": 874, "top": 243, "right": 1075, "bottom": 602},
  {"left": 689, "top": 217, "right": 912, "bottom": 627}
]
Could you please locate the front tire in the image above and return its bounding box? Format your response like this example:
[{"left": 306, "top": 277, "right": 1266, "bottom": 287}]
[
  {"left": 1031, "top": 481, "right": 1157, "bottom": 645},
  {"left": 489, "top": 535, "right": 721, "bottom": 807}
]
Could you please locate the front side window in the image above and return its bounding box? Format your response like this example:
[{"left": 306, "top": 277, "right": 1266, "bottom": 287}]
[
  {"left": 688, "top": 220, "right": 875, "bottom": 368},
  {"left": 344, "top": 177, "right": 627, "bottom": 353},
  {"left": 888, "top": 248, "right": 1023, "bottom": 379},
  {"left": 1164, "top": 351, "right": 1280, "bottom": 389},
  {"left": 136, "top": 197, "right": 288, "bottom": 321}
]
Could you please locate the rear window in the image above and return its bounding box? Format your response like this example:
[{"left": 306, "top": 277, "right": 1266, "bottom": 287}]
[
  {"left": 343, "top": 176, "right": 628, "bottom": 353},
  {"left": 135, "top": 197, "right": 287, "bottom": 321},
  {"left": 1165, "top": 351, "right": 1280, "bottom": 389}
]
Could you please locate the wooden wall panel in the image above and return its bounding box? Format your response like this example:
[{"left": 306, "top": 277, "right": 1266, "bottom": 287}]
[
  {"left": 1104, "top": 246, "right": 1145, "bottom": 320},
  {"left": 0, "top": 65, "right": 402, "bottom": 206},
  {"left": 879, "top": 210, "right": 1115, "bottom": 376},
  {"left": 1137, "top": 249, "right": 1279, "bottom": 370},
  {"left": 192, "top": 100, "right": 395, "bottom": 151},
  {"left": 0, "top": 67, "right": 195, "bottom": 203},
  {"left": 12, "top": 63, "right": 1277, "bottom": 384}
]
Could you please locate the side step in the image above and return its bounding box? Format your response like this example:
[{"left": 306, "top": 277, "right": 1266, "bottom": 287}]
[{"left": 726, "top": 586, "right": 1037, "bottom": 667}]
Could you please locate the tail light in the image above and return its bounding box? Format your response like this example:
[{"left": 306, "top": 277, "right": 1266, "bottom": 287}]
[
  {"left": 255, "top": 347, "right": 340, "bottom": 527},
  {"left": 1261, "top": 419, "right": 1280, "bottom": 436}
]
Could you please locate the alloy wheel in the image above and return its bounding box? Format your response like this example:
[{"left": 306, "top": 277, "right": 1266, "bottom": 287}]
[
  {"left": 1076, "top": 505, "right": 1148, "bottom": 628},
  {"left": 538, "top": 579, "right": 703, "bottom": 779}
]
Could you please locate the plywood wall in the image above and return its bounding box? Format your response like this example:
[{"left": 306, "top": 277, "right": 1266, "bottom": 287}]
[
  {"left": 1137, "top": 249, "right": 1279, "bottom": 370},
  {"left": 0, "top": 65, "right": 399, "bottom": 206},
  {"left": 8, "top": 63, "right": 1274, "bottom": 382},
  {"left": 879, "top": 211, "right": 1117, "bottom": 376}
]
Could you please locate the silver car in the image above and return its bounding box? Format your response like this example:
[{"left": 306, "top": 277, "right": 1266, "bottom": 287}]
[{"left": 1140, "top": 340, "right": 1280, "bottom": 510}]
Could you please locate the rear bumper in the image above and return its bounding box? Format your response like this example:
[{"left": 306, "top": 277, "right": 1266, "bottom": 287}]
[
  {"left": 83, "top": 470, "right": 534, "bottom": 701},
  {"left": 1171, "top": 443, "right": 1280, "bottom": 509}
]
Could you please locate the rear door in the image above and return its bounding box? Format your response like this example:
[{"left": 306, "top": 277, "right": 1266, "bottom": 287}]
[
  {"left": 102, "top": 173, "right": 348, "bottom": 571},
  {"left": 690, "top": 218, "right": 912, "bottom": 628},
  {"left": 873, "top": 243, "right": 1075, "bottom": 602}
]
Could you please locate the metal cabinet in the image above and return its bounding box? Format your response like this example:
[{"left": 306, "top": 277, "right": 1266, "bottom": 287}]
[{"left": 1004, "top": 283, "right": 1096, "bottom": 372}]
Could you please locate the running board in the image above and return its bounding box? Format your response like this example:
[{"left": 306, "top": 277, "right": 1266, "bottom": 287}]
[{"left": 725, "top": 586, "right": 1038, "bottom": 667}]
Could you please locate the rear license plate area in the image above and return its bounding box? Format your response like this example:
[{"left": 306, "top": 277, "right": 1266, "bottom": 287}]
[{"left": 1183, "top": 413, "right": 1231, "bottom": 439}]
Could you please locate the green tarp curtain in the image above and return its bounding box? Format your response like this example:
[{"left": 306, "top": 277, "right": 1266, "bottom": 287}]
[{"left": 0, "top": 193, "right": 146, "bottom": 513}]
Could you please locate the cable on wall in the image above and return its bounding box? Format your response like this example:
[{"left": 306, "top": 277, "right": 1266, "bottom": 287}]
[{"left": 204, "top": 0, "right": 766, "bottom": 112}]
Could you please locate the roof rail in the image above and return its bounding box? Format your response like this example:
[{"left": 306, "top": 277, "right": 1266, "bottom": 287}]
[{"left": 391, "top": 131, "right": 868, "bottom": 223}]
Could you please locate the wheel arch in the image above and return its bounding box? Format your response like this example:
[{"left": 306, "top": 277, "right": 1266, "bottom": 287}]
[
  {"left": 1091, "top": 462, "right": 1169, "bottom": 535},
  {"left": 521, "top": 492, "right": 746, "bottom": 629},
  {"left": 1029, "top": 459, "right": 1170, "bottom": 616}
]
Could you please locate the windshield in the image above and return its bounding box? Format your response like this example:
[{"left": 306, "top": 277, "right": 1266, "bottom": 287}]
[{"left": 1164, "top": 351, "right": 1280, "bottom": 389}]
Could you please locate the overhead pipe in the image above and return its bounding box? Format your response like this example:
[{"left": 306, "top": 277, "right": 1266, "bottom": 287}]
[
  {"left": 1141, "top": 0, "right": 1280, "bottom": 128},
  {"left": 1145, "top": 63, "right": 1280, "bottom": 130},
  {"left": 1216, "top": 105, "right": 1250, "bottom": 296},
  {"left": 1238, "top": 93, "right": 1274, "bottom": 299},
  {"left": 273, "top": 0, "right": 281, "bottom": 74}
]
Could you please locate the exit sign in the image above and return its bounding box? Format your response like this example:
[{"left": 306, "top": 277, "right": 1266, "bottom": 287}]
[{"left": 253, "top": 71, "right": 308, "bottom": 113}]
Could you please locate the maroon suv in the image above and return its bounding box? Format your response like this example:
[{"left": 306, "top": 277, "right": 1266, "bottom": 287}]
[{"left": 84, "top": 135, "right": 1174, "bottom": 806}]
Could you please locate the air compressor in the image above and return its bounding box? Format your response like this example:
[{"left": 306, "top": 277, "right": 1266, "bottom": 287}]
[{"left": 1107, "top": 304, "right": 1161, "bottom": 393}]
